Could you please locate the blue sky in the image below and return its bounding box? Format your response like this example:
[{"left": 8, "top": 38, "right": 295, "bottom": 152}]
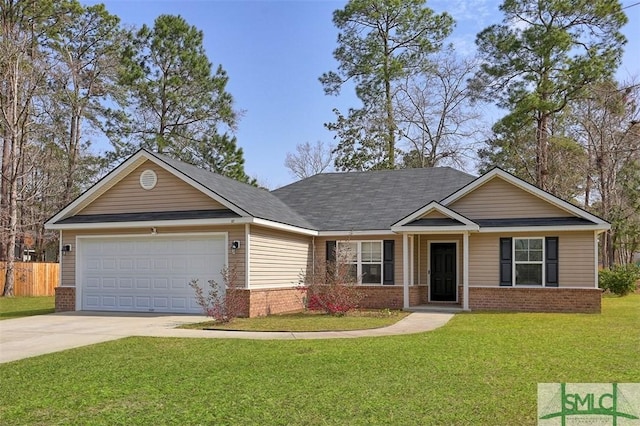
[{"left": 86, "top": 0, "right": 640, "bottom": 189}]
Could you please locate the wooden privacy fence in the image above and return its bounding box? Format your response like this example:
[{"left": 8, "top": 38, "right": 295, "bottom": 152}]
[{"left": 0, "top": 262, "right": 59, "bottom": 296}]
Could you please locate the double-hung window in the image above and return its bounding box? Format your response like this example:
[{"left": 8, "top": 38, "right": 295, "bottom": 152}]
[
  {"left": 337, "top": 241, "right": 382, "bottom": 284},
  {"left": 500, "top": 236, "right": 558, "bottom": 287},
  {"left": 514, "top": 237, "right": 543, "bottom": 285}
]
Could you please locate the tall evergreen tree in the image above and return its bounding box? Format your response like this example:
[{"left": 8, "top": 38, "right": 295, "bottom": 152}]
[
  {"left": 107, "top": 14, "right": 252, "bottom": 183},
  {"left": 472, "top": 0, "right": 627, "bottom": 190},
  {"left": 321, "top": 0, "right": 453, "bottom": 170}
]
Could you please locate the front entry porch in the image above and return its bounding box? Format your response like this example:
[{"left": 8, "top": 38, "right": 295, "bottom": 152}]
[{"left": 399, "top": 231, "right": 471, "bottom": 311}]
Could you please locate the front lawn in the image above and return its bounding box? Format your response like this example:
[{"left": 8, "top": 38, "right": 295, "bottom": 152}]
[
  {"left": 0, "top": 295, "right": 638, "bottom": 425},
  {"left": 180, "top": 309, "right": 410, "bottom": 331},
  {"left": 0, "top": 296, "right": 54, "bottom": 320}
]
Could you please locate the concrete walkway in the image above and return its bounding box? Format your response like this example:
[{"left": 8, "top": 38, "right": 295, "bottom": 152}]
[{"left": 0, "top": 311, "right": 454, "bottom": 364}]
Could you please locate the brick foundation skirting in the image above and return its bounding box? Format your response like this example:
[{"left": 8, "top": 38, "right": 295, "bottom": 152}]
[
  {"left": 468, "top": 287, "right": 602, "bottom": 313},
  {"left": 55, "top": 285, "right": 601, "bottom": 316},
  {"left": 55, "top": 286, "right": 76, "bottom": 312},
  {"left": 246, "top": 287, "right": 305, "bottom": 317}
]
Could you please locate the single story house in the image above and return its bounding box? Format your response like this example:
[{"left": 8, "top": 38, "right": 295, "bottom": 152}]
[{"left": 45, "top": 149, "right": 609, "bottom": 315}]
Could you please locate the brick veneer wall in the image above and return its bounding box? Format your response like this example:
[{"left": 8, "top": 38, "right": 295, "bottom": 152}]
[
  {"left": 242, "top": 285, "right": 425, "bottom": 316},
  {"left": 468, "top": 287, "right": 602, "bottom": 313},
  {"left": 247, "top": 288, "right": 304, "bottom": 317},
  {"left": 55, "top": 287, "right": 75, "bottom": 312},
  {"left": 358, "top": 286, "right": 423, "bottom": 309}
]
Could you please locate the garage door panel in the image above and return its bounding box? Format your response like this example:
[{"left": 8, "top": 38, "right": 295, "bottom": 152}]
[
  {"left": 118, "top": 296, "right": 134, "bottom": 308},
  {"left": 171, "top": 298, "right": 187, "bottom": 310},
  {"left": 135, "top": 278, "right": 151, "bottom": 289},
  {"left": 80, "top": 235, "right": 226, "bottom": 313},
  {"left": 153, "top": 278, "right": 169, "bottom": 289},
  {"left": 119, "top": 278, "right": 133, "bottom": 289},
  {"left": 135, "top": 296, "right": 151, "bottom": 309}
]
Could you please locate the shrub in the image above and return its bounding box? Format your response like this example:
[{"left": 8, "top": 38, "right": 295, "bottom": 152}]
[
  {"left": 599, "top": 263, "right": 640, "bottom": 296},
  {"left": 297, "top": 243, "right": 363, "bottom": 316},
  {"left": 189, "top": 265, "right": 247, "bottom": 323}
]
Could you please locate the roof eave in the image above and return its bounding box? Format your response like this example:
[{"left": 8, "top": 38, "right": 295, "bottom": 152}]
[
  {"left": 478, "top": 224, "right": 610, "bottom": 233},
  {"left": 45, "top": 217, "right": 254, "bottom": 231},
  {"left": 391, "top": 225, "right": 479, "bottom": 234}
]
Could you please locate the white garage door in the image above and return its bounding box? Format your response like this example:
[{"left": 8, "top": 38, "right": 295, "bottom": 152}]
[{"left": 79, "top": 234, "right": 226, "bottom": 313}]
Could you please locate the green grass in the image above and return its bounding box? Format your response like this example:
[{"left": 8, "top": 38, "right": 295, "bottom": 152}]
[
  {"left": 1, "top": 295, "right": 638, "bottom": 425},
  {"left": 0, "top": 296, "right": 54, "bottom": 320},
  {"left": 180, "top": 309, "right": 410, "bottom": 331}
]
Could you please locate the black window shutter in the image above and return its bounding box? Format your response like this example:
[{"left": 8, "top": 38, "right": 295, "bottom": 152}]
[
  {"left": 383, "top": 240, "right": 394, "bottom": 285},
  {"left": 326, "top": 241, "right": 336, "bottom": 263},
  {"left": 499, "top": 238, "right": 512, "bottom": 286},
  {"left": 545, "top": 237, "right": 559, "bottom": 287}
]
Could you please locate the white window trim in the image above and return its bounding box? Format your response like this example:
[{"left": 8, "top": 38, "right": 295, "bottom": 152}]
[
  {"left": 337, "top": 240, "right": 383, "bottom": 285},
  {"left": 512, "top": 237, "right": 545, "bottom": 286}
]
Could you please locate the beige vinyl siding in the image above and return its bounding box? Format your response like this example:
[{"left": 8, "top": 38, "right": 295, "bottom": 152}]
[
  {"left": 249, "top": 226, "right": 312, "bottom": 288},
  {"left": 314, "top": 235, "right": 404, "bottom": 285},
  {"left": 79, "top": 161, "right": 225, "bottom": 215},
  {"left": 450, "top": 177, "right": 572, "bottom": 219},
  {"left": 61, "top": 225, "right": 246, "bottom": 288},
  {"left": 468, "top": 231, "right": 595, "bottom": 288},
  {"left": 416, "top": 234, "right": 463, "bottom": 286},
  {"left": 418, "top": 210, "right": 447, "bottom": 219}
]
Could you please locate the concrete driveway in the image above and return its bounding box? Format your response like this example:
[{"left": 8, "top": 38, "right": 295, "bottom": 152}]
[
  {"left": 0, "top": 311, "right": 454, "bottom": 364},
  {"left": 0, "top": 311, "right": 207, "bottom": 364}
]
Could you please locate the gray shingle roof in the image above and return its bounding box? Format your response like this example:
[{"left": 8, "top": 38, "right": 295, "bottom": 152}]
[
  {"left": 149, "top": 151, "right": 316, "bottom": 229},
  {"left": 271, "top": 168, "right": 477, "bottom": 231}
]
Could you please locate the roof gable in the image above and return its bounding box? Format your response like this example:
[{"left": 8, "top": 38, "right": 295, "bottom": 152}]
[
  {"left": 46, "top": 150, "right": 316, "bottom": 231},
  {"left": 391, "top": 201, "right": 479, "bottom": 232},
  {"left": 442, "top": 168, "right": 608, "bottom": 225},
  {"left": 79, "top": 160, "right": 225, "bottom": 215}
]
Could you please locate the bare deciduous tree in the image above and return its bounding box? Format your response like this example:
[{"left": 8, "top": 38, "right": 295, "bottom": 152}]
[
  {"left": 284, "top": 141, "right": 334, "bottom": 179},
  {"left": 394, "top": 53, "right": 482, "bottom": 169},
  {"left": 570, "top": 80, "right": 640, "bottom": 267}
]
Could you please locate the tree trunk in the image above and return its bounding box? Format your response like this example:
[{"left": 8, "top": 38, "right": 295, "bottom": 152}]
[
  {"left": 0, "top": 130, "right": 9, "bottom": 262},
  {"left": 385, "top": 77, "right": 395, "bottom": 168},
  {"left": 536, "top": 113, "right": 549, "bottom": 190}
]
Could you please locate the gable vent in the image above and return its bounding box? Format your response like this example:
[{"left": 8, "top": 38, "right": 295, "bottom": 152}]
[{"left": 139, "top": 169, "right": 157, "bottom": 190}]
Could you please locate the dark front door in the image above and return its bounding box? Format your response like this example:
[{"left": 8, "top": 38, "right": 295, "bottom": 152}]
[{"left": 430, "top": 243, "right": 457, "bottom": 302}]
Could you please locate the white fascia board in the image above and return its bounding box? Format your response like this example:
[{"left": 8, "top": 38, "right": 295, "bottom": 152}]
[
  {"left": 251, "top": 218, "right": 318, "bottom": 236},
  {"left": 478, "top": 224, "right": 610, "bottom": 233},
  {"left": 46, "top": 152, "right": 149, "bottom": 226},
  {"left": 441, "top": 169, "right": 608, "bottom": 225},
  {"left": 46, "top": 215, "right": 319, "bottom": 236},
  {"left": 391, "top": 201, "right": 477, "bottom": 227},
  {"left": 316, "top": 230, "right": 396, "bottom": 237},
  {"left": 46, "top": 217, "right": 254, "bottom": 230},
  {"left": 391, "top": 225, "right": 479, "bottom": 234}
]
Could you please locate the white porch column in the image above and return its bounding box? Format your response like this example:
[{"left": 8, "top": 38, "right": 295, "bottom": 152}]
[
  {"left": 403, "top": 232, "right": 410, "bottom": 309},
  {"left": 409, "top": 235, "right": 414, "bottom": 286},
  {"left": 463, "top": 231, "right": 469, "bottom": 311}
]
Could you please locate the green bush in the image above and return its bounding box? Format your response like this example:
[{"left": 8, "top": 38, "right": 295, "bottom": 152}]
[{"left": 599, "top": 264, "right": 640, "bottom": 296}]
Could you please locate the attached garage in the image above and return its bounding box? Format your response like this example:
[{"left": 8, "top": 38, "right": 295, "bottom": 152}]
[{"left": 77, "top": 233, "right": 227, "bottom": 313}]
